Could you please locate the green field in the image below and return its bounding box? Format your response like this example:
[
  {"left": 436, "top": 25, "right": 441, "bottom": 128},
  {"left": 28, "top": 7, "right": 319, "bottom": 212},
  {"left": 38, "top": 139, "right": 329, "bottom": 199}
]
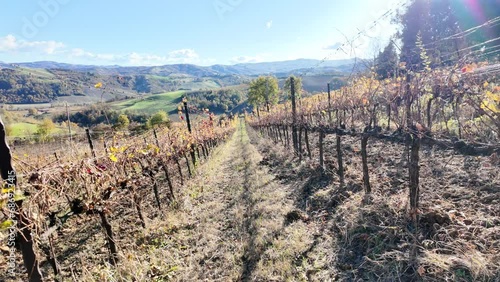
[
  {"left": 9, "top": 122, "right": 39, "bottom": 136},
  {"left": 111, "top": 91, "right": 185, "bottom": 115},
  {"left": 9, "top": 122, "right": 68, "bottom": 137}
]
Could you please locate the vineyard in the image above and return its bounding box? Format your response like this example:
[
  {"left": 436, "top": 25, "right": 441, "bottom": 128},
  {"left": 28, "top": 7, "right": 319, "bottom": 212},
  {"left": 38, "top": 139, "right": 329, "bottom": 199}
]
[
  {"left": 1, "top": 2, "right": 500, "bottom": 280},
  {"left": 0, "top": 105, "right": 236, "bottom": 281},
  {"left": 247, "top": 64, "right": 500, "bottom": 280},
  {"left": 0, "top": 63, "right": 499, "bottom": 280}
]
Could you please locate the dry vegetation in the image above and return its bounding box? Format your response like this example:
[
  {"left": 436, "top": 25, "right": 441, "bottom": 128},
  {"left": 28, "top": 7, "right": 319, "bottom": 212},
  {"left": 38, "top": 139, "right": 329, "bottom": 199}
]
[
  {"left": 251, "top": 124, "right": 500, "bottom": 281},
  {"left": 0, "top": 117, "right": 234, "bottom": 281},
  {"left": 1, "top": 118, "right": 499, "bottom": 281}
]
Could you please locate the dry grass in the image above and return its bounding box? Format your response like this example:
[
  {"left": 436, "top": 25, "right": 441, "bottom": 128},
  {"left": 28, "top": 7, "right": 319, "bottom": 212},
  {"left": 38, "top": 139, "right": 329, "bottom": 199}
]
[
  {"left": 248, "top": 126, "right": 500, "bottom": 281},
  {"left": 17, "top": 121, "right": 314, "bottom": 281},
  {"left": 2, "top": 122, "right": 498, "bottom": 281}
]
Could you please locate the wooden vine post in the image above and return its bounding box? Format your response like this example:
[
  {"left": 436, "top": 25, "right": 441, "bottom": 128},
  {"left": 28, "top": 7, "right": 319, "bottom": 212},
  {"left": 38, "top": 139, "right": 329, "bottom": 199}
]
[
  {"left": 409, "top": 132, "right": 421, "bottom": 218},
  {"left": 0, "top": 116, "right": 43, "bottom": 282},
  {"left": 336, "top": 133, "right": 344, "bottom": 185},
  {"left": 327, "top": 83, "right": 332, "bottom": 123},
  {"left": 291, "top": 77, "right": 299, "bottom": 154},
  {"left": 97, "top": 209, "right": 118, "bottom": 265},
  {"left": 85, "top": 128, "right": 96, "bottom": 158},
  {"left": 361, "top": 128, "right": 371, "bottom": 194},
  {"left": 336, "top": 103, "right": 345, "bottom": 186},
  {"left": 304, "top": 127, "right": 312, "bottom": 159},
  {"left": 405, "top": 73, "right": 421, "bottom": 223},
  {"left": 319, "top": 129, "right": 325, "bottom": 170},
  {"left": 183, "top": 100, "right": 197, "bottom": 166}
]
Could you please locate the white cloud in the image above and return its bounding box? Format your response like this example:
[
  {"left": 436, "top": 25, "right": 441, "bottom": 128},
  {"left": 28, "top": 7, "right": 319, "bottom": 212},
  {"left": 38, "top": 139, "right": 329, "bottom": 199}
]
[
  {"left": 0, "top": 35, "right": 18, "bottom": 52},
  {"left": 70, "top": 48, "right": 121, "bottom": 63},
  {"left": 0, "top": 34, "right": 65, "bottom": 54},
  {"left": 71, "top": 48, "right": 201, "bottom": 66},
  {"left": 126, "top": 49, "right": 200, "bottom": 66},
  {"left": 0, "top": 34, "right": 205, "bottom": 66},
  {"left": 168, "top": 49, "right": 199, "bottom": 60},
  {"left": 231, "top": 54, "right": 268, "bottom": 64},
  {"left": 323, "top": 42, "right": 343, "bottom": 51},
  {"left": 266, "top": 20, "right": 273, "bottom": 29}
]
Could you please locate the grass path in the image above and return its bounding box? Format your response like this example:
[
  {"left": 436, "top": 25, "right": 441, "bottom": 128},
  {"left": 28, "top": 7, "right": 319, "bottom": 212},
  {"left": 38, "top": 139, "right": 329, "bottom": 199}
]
[
  {"left": 165, "top": 120, "right": 311, "bottom": 281},
  {"left": 105, "top": 120, "right": 316, "bottom": 281}
]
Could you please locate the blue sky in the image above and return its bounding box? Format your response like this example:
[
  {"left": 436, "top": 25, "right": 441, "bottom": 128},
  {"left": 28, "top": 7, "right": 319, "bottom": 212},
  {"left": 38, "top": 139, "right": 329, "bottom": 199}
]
[{"left": 0, "top": 0, "right": 405, "bottom": 66}]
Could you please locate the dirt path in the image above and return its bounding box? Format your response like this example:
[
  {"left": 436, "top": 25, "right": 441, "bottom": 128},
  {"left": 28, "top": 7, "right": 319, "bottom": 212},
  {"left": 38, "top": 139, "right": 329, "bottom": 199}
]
[{"left": 165, "top": 120, "right": 313, "bottom": 281}]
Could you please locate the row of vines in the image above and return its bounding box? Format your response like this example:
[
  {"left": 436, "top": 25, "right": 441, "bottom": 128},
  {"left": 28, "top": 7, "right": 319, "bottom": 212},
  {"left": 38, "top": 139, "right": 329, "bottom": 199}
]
[
  {"left": 0, "top": 107, "right": 236, "bottom": 281},
  {"left": 249, "top": 62, "right": 499, "bottom": 218}
]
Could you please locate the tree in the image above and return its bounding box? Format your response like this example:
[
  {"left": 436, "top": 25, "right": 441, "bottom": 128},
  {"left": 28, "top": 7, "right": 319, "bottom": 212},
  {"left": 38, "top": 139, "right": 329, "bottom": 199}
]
[
  {"left": 148, "top": 110, "right": 170, "bottom": 128},
  {"left": 396, "top": 0, "right": 460, "bottom": 70},
  {"left": 248, "top": 76, "right": 279, "bottom": 112},
  {"left": 36, "top": 118, "right": 56, "bottom": 141},
  {"left": 114, "top": 114, "right": 130, "bottom": 130},
  {"left": 283, "top": 75, "right": 302, "bottom": 100},
  {"left": 375, "top": 42, "right": 398, "bottom": 79}
]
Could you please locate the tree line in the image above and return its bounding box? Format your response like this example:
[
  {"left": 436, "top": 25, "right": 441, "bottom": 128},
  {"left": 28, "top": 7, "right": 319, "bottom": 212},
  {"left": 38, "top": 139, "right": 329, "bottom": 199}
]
[{"left": 374, "top": 0, "right": 500, "bottom": 79}]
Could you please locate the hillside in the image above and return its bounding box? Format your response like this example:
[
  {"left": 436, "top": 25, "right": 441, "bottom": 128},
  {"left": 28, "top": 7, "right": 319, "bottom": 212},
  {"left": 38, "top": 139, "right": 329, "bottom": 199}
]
[
  {"left": 3, "top": 58, "right": 357, "bottom": 76},
  {"left": 0, "top": 58, "right": 355, "bottom": 105},
  {"left": 0, "top": 67, "right": 250, "bottom": 104},
  {"left": 111, "top": 86, "right": 248, "bottom": 117}
]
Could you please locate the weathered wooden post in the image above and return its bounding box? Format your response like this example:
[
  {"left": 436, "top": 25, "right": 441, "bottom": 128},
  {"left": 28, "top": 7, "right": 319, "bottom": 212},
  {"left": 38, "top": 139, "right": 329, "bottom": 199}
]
[
  {"left": 183, "top": 100, "right": 197, "bottom": 166},
  {"left": 0, "top": 116, "right": 43, "bottom": 282},
  {"left": 291, "top": 77, "right": 298, "bottom": 154},
  {"left": 327, "top": 83, "right": 332, "bottom": 123},
  {"left": 319, "top": 129, "right": 325, "bottom": 170},
  {"left": 85, "top": 128, "right": 96, "bottom": 158}
]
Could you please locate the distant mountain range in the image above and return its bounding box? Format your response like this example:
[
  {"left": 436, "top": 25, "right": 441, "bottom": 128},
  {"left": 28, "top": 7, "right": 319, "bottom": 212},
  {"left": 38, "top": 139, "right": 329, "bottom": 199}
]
[
  {"left": 0, "top": 58, "right": 360, "bottom": 77},
  {"left": 0, "top": 58, "right": 364, "bottom": 105}
]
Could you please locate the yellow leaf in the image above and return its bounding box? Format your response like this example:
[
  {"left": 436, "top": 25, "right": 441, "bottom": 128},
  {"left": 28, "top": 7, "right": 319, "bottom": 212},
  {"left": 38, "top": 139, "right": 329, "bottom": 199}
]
[
  {"left": 486, "top": 91, "right": 500, "bottom": 102},
  {"left": 109, "top": 153, "right": 118, "bottom": 162},
  {"left": 481, "top": 99, "right": 499, "bottom": 113},
  {"left": 0, "top": 219, "right": 14, "bottom": 231},
  {"left": 94, "top": 82, "right": 103, "bottom": 88},
  {"left": 14, "top": 192, "right": 26, "bottom": 201},
  {"left": 1, "top": 188, "right": 14, "bottom": 194},
  {"left": 483, "top": 81, "right": 489, "bottom": 88}
]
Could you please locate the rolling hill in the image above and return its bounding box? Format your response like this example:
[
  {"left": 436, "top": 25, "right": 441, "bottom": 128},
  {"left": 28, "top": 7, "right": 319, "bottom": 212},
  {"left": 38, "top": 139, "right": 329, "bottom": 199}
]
[
  {"left": 3, "top": 58, "right": 358, "bottom": 76},
  {"left": 0, "top": 58, "right": 360, "bottom": 105}
]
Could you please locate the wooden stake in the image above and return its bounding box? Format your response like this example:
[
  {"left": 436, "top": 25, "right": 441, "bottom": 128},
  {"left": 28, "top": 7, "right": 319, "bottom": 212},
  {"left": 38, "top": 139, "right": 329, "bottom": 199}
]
[{"left": 85, "top": 128, "right": 96, "bottom": 159}]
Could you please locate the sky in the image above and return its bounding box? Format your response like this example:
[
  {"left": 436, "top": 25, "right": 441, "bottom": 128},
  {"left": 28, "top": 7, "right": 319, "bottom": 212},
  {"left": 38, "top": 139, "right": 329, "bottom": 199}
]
[{"left": 0, "top": 0, "right": 407, "bottom": 66}]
